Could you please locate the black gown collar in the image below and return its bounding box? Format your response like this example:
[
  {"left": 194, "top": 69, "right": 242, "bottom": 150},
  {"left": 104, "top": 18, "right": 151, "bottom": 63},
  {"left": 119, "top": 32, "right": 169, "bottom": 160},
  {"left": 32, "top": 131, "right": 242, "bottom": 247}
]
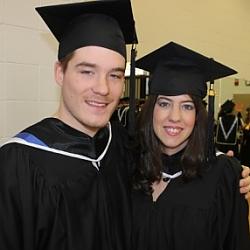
[
  {"left": 161, "top": 149, "right": 184, "bottom": 175},
  {"left": 20, "top": 118, "right": 111, "bottom": 159}
]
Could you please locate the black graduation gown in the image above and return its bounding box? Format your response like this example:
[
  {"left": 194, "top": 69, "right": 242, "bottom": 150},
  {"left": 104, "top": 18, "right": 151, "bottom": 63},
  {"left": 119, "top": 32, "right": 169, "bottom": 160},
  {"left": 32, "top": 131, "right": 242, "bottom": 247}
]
[
  {"left": 240, "top": 127, "right": 250, "bottom": 166},
  {"left": 111, "top": 106, "right": 130, "bottom": 129},
  {"left": 215, "top": 114, "right": 239, "bottom": 157},
  {"left": 132, "top": 152, "right": 250, "bottom": 250},
  {"left": 0, "top": 118, "right": 132, "bottom": 250}
]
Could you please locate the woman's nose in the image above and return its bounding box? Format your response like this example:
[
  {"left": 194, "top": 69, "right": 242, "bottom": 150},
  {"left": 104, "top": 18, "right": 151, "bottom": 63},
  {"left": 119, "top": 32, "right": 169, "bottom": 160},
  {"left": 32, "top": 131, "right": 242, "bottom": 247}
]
[{"left": 168, "top": 105, "right": 181, "bottom": 122}]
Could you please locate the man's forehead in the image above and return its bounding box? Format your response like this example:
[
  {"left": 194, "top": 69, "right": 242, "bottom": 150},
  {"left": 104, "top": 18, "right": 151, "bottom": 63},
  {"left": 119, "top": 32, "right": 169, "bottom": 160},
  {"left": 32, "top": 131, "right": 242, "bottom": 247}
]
[{"left": 69, "top": 47, "right": 126, "bottom": 69}]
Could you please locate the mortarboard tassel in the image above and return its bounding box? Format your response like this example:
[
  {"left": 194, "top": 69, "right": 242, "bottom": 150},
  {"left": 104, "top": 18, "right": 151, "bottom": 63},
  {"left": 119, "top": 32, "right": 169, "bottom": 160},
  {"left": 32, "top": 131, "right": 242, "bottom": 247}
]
[
  {"left": 128, "top": 43, "right": 137, "bottom": 138},
  {"left": 207, "top": 78, "right": 216, "bottom": 163}
]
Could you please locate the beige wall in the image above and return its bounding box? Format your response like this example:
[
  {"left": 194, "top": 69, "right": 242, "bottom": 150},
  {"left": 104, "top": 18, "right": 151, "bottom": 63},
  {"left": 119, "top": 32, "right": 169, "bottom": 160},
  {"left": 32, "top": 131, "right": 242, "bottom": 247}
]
[
  {"left": 0, "top": 0, "right": 72, "bottom": 143},
  {"left": 132, "top": 0, "right": 250, "bottom": 80},
  {"left": 1, "top": 0, "right": 250, "bottom": 143}
]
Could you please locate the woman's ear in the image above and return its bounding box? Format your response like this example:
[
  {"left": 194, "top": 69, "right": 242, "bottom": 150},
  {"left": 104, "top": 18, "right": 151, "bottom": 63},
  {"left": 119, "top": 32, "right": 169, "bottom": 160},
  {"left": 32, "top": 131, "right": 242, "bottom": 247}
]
[{"left": 54, "top": 61, "right": 64, "bottom": 87}]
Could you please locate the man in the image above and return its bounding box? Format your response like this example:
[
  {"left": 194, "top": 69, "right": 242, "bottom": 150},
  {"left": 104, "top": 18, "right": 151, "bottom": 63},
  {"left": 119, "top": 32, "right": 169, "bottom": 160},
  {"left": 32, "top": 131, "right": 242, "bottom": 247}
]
[
  {"left": 0, "top": 1, "right": 249, "bottom": 250},
  {"left": 0, "top": 1, "right": 137, "bottom": 249}
]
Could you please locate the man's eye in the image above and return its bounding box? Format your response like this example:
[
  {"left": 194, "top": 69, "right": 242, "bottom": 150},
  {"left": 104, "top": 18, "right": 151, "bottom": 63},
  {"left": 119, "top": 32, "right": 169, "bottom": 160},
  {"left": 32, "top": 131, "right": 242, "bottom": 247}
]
[
  {"left": 110, "top": 74, "right": 123, "bottom": 80},
  {"left": 81, "top": 70, "right": 94, "bottom": 75}
]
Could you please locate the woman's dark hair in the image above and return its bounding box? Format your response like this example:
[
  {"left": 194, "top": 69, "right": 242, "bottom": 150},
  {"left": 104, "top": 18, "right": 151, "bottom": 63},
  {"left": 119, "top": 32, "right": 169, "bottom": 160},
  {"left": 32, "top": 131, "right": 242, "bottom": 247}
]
[{"left": 132, "top": 94, "right": 208, "bottom": 195}]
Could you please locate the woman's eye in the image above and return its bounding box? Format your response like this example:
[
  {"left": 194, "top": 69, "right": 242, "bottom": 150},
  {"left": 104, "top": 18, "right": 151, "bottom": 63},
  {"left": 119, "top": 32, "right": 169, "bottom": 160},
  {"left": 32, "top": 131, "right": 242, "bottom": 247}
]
[
  {"left": 182, "top": 103, "right": 195, "bottom": 110},
  {"left": 157, "top": 100, "right": 170, "bottom": 108}
]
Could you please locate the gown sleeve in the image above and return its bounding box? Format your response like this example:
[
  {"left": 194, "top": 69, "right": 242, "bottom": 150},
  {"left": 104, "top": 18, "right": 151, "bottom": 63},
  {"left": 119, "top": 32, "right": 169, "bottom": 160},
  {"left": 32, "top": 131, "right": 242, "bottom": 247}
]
[
  {"left": 218, "top": 156, "right": 250, "bottom": 250},
  {"left": 0, "top": 143, "right": 37, "bottom": 249},
  {"left": 111, "top": 121, "right": 136, "bottom": 176}
]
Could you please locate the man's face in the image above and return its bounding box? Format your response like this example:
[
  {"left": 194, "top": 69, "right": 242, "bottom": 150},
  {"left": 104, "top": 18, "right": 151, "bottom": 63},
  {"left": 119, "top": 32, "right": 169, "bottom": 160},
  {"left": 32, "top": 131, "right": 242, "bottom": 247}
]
[{"left": 55, "top": 46, "right": 126, "bottom": 136}]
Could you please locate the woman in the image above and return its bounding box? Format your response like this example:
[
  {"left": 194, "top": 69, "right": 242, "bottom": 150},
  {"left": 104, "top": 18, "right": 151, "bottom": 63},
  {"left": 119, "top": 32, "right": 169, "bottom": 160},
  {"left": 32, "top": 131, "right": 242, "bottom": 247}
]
[{"left": 132, "top": 42, "right": 250, "bottom": 250}]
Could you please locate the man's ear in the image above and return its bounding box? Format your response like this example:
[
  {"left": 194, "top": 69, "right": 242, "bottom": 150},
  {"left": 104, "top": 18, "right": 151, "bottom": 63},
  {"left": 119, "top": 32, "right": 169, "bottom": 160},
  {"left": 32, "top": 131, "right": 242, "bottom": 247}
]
[
  {"left": 122, "top": 82, "right": 126, "bottom": 96},
  {"left": 54, "top": 61, "right": 64, "bottom": 87}
]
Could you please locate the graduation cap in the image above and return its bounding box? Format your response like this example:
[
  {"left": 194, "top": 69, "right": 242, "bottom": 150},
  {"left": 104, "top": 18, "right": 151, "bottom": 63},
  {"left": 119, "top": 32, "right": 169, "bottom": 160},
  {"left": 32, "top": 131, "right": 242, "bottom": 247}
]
[
  {"left": 136, "top": 41, "right": 237, "bottom": 98},
  {"left": 35, "top": 0, "right": 138, "bottom": 60},
  {"left": 136, "top": 41, "right": 237, "bottom": 161}
]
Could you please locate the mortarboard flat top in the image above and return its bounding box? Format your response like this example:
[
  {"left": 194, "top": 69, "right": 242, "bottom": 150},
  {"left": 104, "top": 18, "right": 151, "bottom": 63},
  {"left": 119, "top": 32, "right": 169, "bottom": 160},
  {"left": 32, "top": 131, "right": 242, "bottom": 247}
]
[
  {"left": 36, "top": 0, "right": 137, "bottom": 60},
  {"left": 136, "top": 41, "right": 237, "bottom": 98}
]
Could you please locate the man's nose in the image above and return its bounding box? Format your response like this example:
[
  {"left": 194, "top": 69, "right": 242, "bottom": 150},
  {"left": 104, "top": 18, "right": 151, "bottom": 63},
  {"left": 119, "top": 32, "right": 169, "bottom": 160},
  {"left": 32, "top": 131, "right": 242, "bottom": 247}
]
[{"left": 92, "top": 75, "right": 109, "bottom": 95}]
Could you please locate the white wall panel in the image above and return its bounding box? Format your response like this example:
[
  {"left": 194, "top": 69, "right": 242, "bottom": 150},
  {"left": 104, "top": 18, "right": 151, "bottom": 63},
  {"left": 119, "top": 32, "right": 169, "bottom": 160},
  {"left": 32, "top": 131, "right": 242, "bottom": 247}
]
[
  {"left": 5, "top": 63, "right": 39, "bottom": 100},
  {"left": 39, "top": 65, "right": 60, "bottom": 101},
  {"left": 6, "top": 101, "right": 39, "bottom": 137},
  {"left": 0, "top": 101, "right": 6, "bottom": 139},
  {"left": 0, "top": 24, "right": 3, "bottom": 62},
  {"left": 0, "top": 62, "right": 5, "bottom": 100},
  {"left": 0, "top": 0, "right": 3, "bottom": 24},
  {"left": 3, "top": 0, "right": 40, "bottom": 28},
  {"left": 3, "top": 25, "right": 41, "bottom": 65},
  {"left": 37, "top": 101, "right": 59, "bottom": 119}
]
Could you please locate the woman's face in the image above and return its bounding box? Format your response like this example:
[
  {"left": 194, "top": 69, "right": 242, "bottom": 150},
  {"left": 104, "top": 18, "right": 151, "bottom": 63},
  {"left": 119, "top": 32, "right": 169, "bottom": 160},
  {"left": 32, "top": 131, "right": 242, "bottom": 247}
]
[{"left": 153, "top": 94, "right": 196, "bottom": 155}]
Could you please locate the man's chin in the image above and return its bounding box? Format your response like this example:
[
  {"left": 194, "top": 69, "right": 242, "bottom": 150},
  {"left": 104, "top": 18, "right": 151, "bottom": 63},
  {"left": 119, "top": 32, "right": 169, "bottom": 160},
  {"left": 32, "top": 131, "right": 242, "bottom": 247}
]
[{"left": 89, "top": 118, "right": 110, "bottom": 129}]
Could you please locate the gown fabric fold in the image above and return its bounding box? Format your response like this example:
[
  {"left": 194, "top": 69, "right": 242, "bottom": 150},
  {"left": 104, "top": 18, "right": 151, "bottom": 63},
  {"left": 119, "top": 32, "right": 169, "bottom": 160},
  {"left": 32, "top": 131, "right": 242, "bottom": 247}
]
[
  {"left": 132, "top": 152, "right": 250, "bottom": 250},
  {"left": 0, "top": 118, "right": 132, "bottom": 250}
]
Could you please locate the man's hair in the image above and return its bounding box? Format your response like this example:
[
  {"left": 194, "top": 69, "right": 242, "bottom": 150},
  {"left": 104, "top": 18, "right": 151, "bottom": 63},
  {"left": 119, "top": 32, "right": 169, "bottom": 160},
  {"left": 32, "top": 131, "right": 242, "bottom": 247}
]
[
  {"left": 58, "top": 51, "right": 75, "bottom": 72},
  {"left": 132, "top": 94, "right": 208, "bottom": 195}
]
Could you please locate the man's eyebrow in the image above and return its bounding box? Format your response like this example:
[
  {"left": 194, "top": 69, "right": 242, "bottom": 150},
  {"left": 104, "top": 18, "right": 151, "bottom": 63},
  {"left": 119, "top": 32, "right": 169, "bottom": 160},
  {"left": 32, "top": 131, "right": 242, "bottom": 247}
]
[
  {"left": 111, "top": 67, "right": 125, "bottom": 73},
  {"left": 75, "top": 62, "right": 125, "bottom": 73},
  {"left": 75, "top": 62, "right": 96, "bottom": 68}
]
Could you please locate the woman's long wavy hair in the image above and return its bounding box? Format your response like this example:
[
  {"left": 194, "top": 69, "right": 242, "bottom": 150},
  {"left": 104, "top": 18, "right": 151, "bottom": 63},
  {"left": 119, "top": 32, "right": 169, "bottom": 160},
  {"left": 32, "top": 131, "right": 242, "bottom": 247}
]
[{"left": 132, "top": 94, "right": 208, "bottom": 195}]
